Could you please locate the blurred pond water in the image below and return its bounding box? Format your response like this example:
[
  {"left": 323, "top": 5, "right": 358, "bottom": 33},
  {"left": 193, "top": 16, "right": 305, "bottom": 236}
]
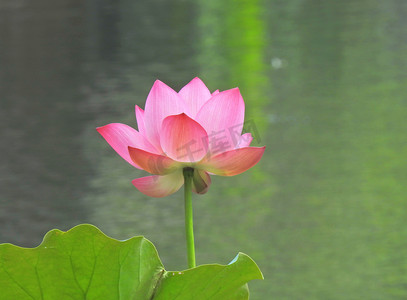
[{"left": 1, "top": 0, "right": 407, "bottom": 299}]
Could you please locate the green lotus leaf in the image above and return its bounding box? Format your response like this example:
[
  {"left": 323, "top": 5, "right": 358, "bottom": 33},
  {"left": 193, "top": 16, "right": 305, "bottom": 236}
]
[
  {"left": 153, "top": 253, "right": 263, "bottom": 300},
  {"left": 0, "top": 224, "right": 263, "bottom": 299}
]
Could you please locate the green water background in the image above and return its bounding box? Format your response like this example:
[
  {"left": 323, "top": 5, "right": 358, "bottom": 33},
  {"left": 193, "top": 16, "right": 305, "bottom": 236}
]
[{"left": 1, "top": 0, "right": 406, "bottom": 298}]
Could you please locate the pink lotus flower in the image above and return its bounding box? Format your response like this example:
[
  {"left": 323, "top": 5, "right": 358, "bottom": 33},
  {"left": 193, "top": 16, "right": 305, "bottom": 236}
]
[{"left": 97, "top": 78, "right": 265, "bottom": 197}]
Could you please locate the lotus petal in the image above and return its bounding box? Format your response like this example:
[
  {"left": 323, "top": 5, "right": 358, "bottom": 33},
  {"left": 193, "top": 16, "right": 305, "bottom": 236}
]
[
  {"left": 179, "top": 77, "right": 212, "bottom": 117},
  {"left": 192, "top": 170, "right": 211, "bottom": 194},
  {"left": 160, "top": 113, "right": 209, "bottom": 163},
  {"left": 236, "top": 133, "right": 253, "bottom": 148},
  {"left": 199, "top": 147, "right": 265, "bottom": 176},
  {"left": 144, "top": 80, "right": 188, "bottom": 150},
  {"left": 97, "top": 123, "right": 158, "bottom": 169},
  {"left": 195, "top": 88, "right": 245, "bottom": 153},
  {"left": 135, "top": 105, "right": 146, "bottom": 136},
  {"left": 132, "top": 171, "right": 184, "bottom": 197},
  {"left": 128, "top": 147, "right": 180, "bottom": 175}
]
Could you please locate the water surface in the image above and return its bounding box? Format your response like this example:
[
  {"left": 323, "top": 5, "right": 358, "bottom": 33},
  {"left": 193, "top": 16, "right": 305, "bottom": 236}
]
[{"left": 1, "top": 0, "right": 406, "bottom": 298}]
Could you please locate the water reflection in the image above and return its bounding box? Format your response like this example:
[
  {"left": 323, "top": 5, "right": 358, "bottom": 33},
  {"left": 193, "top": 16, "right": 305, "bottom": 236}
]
[
  {"left": 268, "top": 0, "right": 407, "bottom": 298},
  {"left": 1, "top": 0, "right": 407, "bottom": 299},
  {"left": 0, "top": 1, "right": 88, "bottom": 245}
]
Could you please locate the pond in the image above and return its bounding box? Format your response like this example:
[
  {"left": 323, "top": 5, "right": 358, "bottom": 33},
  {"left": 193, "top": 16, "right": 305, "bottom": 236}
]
[{"left": 1, "top": 0, "right": 406, "bottom": 298}]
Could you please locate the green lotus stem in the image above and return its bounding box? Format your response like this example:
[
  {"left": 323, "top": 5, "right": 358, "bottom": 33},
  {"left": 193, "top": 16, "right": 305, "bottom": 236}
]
[{"left": 183, "top": 167, "right": 196, "bottom": 268}]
